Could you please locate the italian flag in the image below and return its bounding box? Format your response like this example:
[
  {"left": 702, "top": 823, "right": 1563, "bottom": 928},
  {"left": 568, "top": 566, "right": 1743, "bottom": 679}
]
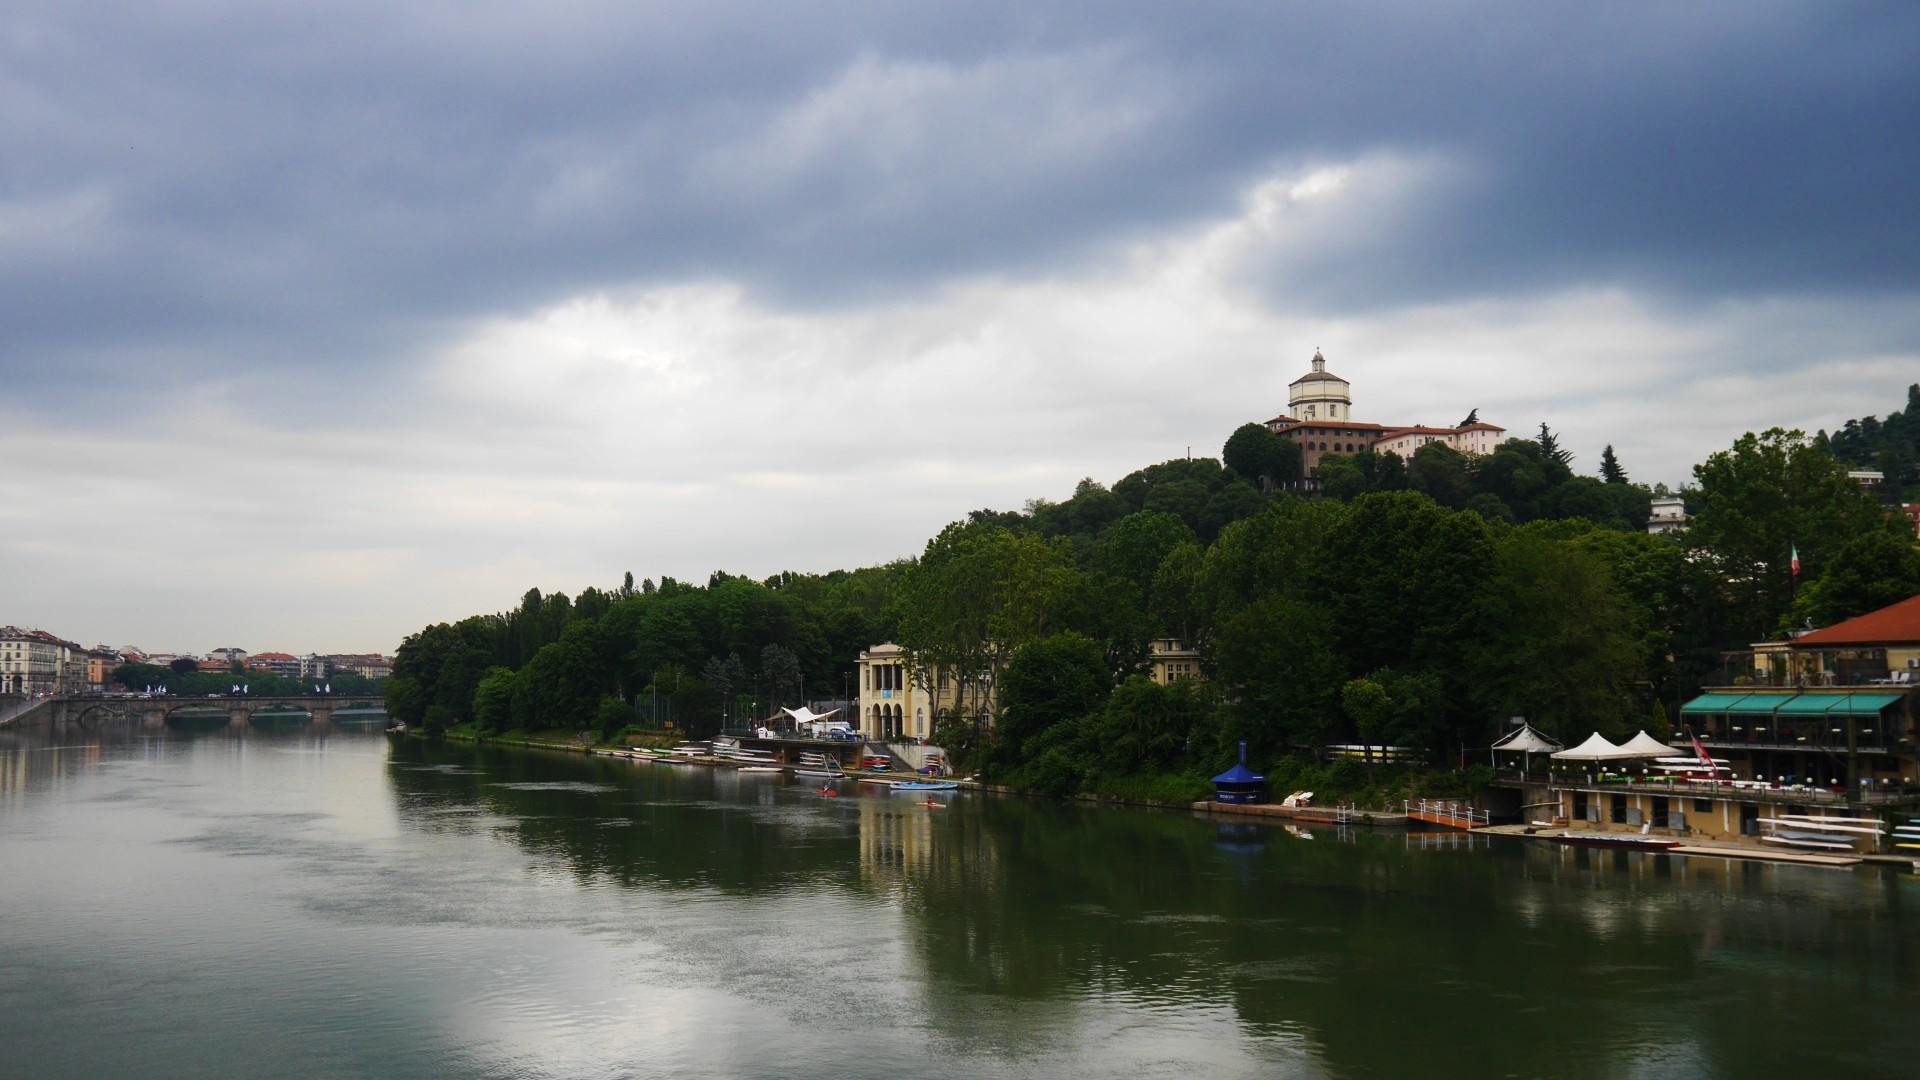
[{"left": 1790, "top": 543, "right": 1801, "bottom": 577}]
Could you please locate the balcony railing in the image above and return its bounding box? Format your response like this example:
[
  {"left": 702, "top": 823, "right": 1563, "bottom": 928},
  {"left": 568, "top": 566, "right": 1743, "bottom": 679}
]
[
  {"left": 1548, "top": 775, "right": 1917, "bottom": 805},
  {"left": 1696, "top": 671, "right": 1908, "bottom": 689}
]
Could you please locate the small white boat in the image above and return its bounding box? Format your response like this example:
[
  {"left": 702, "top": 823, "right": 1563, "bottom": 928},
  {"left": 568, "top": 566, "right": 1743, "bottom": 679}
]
[
  {"left": 889, "top": 780, "right": 960, "bottom": 793},
  {"left": 1766, "top": 816, "right": 1886, "bottom": 836},
  {"left": 735, "top": 766, "right": 782, "bottom": 774},
  {"left": 1761, "top": 834, "right": 1858, "bottom": 852}
]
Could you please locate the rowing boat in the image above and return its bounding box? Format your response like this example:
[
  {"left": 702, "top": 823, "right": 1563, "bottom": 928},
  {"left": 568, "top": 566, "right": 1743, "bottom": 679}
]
[
  {"left": 1761, "top": 834, "right": 1858, "bottom": 851},
  {"left": 1551, "top": 832, "right": 1680, "bottom": 851}
]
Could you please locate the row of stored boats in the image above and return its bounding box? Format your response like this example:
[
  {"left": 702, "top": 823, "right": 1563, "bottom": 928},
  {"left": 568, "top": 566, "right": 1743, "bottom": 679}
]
[
  {"left": 1553, "top": 813, "right": 1920, "bottom": 854},
  {"left": 608, "top": 741, "right": 961, "bottom": 792}
]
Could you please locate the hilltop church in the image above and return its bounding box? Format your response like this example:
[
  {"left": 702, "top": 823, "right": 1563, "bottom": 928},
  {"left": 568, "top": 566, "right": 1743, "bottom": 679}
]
[{"left": 1263, "top": 350, "right": 1506, "bottom": 476}]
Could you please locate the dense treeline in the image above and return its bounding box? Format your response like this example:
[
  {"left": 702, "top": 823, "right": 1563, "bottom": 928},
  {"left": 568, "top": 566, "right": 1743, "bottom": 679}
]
[
  {"left": 387, "top": 418, "right": 1920, "bottom": 803},
  {"left": 1819, "top": 382, "right": 1920, "bottom": 501},
  {"left": 386, "top": 569, "right": 900, "bottom": 739}
]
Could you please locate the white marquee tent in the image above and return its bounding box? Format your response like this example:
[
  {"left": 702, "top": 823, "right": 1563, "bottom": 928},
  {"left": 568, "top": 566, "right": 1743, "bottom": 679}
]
[
  {"left": 1491, "top": 723, "right": 1563, "bottom": 754},
  {"left": 1615, "top": 730, "right": 1678, "bottom": 758},
  {"left": 1551, "top": 732, "right": 1638, "bottom": 761}
]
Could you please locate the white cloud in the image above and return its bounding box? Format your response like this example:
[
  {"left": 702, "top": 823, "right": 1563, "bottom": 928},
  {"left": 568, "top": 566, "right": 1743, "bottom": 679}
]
[{"left": 2, "top": 160, "right": 1914, "bottom": 653}]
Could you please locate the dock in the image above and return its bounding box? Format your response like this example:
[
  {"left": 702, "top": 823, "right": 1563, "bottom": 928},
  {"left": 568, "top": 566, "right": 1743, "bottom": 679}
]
[
  {"left": 1476, "top": 824, "right": 1864, "bottom": 867},
  {"left": 1403, "top": 798, "right": 1489, "bottom": 830},
  {"left": 1190, "top": 800, "right": 1409, "bottom": 828}
]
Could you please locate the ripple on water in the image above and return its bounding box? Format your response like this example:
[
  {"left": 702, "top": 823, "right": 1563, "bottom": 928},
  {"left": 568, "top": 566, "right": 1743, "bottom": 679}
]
[{"left": 488, "top": 782, "right": 622, "bottom": 793}]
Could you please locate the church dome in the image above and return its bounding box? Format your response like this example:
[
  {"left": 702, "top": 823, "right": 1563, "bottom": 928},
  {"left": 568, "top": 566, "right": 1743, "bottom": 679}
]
[{"left": 1286, "top": 350, "right": 1351, "bottom": 421}]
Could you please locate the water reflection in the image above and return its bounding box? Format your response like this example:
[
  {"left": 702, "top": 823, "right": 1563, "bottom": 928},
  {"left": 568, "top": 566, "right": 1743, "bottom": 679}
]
[
  {"left": 0, "top": 721, "right": 1915, "bottom": 1079},
  {"left": 379, "top": 739, "right": 1920, "bottom": 1076}
]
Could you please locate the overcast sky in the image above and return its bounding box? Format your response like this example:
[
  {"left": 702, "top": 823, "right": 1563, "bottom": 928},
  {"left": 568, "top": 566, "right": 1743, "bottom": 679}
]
[{"left": 4, "top": 1, "right": 1917, "bottom": 655}]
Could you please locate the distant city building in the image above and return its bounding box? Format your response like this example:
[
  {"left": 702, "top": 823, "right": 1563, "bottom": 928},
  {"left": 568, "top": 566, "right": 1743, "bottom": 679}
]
[
  {"left": 207, "top": 647, "right": 249, "bottom": 667},
  {"left": 1647, "top": 496, "right": 1689, "bottom": 535},
  {"left": 0, "top": 626, "right": 87, "bottom": 694},
  {"left": 247, "top": 652, "right": 301, "bottom": 678},
  {"left": 315, "top": 653, "right": 392, "bottom": 679},
  {"left": 1263, "top": 350, "right": 1506, "bottom": 479},
  {"left": 86, "top": 646, "right": 122, "bottom": 691},
  {"left": 1149, "top": 638, "right": 1202, "bottom": 685}
]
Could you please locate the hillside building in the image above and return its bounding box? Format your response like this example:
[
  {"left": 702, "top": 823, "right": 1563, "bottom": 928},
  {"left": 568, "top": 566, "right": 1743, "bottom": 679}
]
[{"left": 1263, "top": 350, "right": 1506, "bottom": 478}]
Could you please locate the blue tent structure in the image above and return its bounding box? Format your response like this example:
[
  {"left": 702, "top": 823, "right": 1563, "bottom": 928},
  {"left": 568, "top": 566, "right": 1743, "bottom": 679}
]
[{"left": 1212, "top": 743, "right": 1268, "bottom": 804}]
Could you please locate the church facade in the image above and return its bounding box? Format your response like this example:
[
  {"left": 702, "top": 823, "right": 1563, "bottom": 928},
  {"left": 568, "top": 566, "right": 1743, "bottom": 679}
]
[{"left": 1263, "top": 351, "right": 1505, "bottom": 477}]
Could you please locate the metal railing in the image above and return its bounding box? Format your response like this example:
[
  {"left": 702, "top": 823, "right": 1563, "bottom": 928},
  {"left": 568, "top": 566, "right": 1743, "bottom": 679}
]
[
  {"left": 1551, "top": 775, "right": 1918, "bottom": 805},
  {"left": 1404, "top": 799, "right": 1490, "bottom": 828}
]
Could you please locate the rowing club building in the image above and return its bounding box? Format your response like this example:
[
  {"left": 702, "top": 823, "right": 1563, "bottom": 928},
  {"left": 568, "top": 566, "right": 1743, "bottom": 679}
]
[{"left": 1542, "top": 595, "right": 1920, "bottom": 847}]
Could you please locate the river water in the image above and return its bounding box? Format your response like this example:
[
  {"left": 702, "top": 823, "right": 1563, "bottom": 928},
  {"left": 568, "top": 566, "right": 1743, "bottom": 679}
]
[{"left": 1, "top": 719, "right": 1915, "bottom": 1078}]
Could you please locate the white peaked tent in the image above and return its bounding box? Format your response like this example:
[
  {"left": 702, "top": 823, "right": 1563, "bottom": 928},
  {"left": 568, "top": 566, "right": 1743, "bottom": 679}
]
[
  {"left": 1615, "top": 730, "right": 1677, "bottom": 758},
  {"left": 1551, "top": 732, "right": 1636, "bottom": 761},
  {"left": 1491, "top": 723, "right": 1563, "bottom": 753},
  {"left": 781, "top": 706, "right": 841, "bottom": 726}
]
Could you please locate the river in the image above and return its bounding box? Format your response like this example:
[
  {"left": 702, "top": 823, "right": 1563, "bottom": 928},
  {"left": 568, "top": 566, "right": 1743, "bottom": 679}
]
[{"left": 0, "top": 718, "right": 1915, "bottom": 1078}]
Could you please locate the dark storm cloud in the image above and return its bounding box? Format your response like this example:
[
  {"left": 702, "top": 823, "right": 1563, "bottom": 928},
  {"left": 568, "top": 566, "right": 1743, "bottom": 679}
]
[{"left": 3, "top": 1, "right": 1916, "bottom": 397}]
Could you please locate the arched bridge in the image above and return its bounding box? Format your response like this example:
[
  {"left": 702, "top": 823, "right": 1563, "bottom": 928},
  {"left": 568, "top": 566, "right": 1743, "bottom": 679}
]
[{"left": 5, "top": 694, "right": 388, "bottom": 728}]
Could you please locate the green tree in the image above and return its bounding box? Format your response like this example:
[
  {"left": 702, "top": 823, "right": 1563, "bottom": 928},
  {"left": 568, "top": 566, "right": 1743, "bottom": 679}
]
[
  {"left": 1341, "top": 678, "right": 1393, "bottom": 783},
  {"left": 1222, "top": 423, "right": 1302, "bottom": 488},
  {"left": 1095, "top": 512, "right": 1196, "bottom": 596},
  {"left": 1538, "top": 423, "right": 1573, "bottom": 469},
  {"left": 1308, "top": 491, "right": 1493, "bottom": 678},
  {"left": 1213, "top": 596, "right": 1344, "bottom": 756},
  {"left": 1196, "top": 499, "right": 1348, "bottom": 642},
  {"left": 994, "top": 633, "right": 1112, "bottom": 768},
  {"left": 1406, "top": 442, "right": 1474, "bottom": 510},
  {"left": 1095, "top": 675, "right": 1209, "bottom": 774},
  {"left": 1468, "top": 529, "right": 1640, "bottom": 742},
  {"left": 1792, "top": 530, "right": 1920, "bottom": 628},
  {"left": 896, "top": 521, "right": 1077, "bottom": 730},
  {"left": 472, "top": 667, "right": 517, "bottom": 733},
  {"left": 1687, "top": 428, "right": 1894, "bottom": 641},
  {"left": 1316, "top": 451, "right": 1406, "bottom": 501},
  {"left": 1599, "top": 444, "right": 1628, "bottom": 484}
]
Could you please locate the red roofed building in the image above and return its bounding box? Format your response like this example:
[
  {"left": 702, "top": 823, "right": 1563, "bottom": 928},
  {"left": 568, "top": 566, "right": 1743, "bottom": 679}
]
[
  {"left": 1763, "top": 594, "right": 1920, "bottom": 685},
  {"left": 1263, "top": 351, "right": 1505, "bottom": 478},
  {"left": 247, "top": 652, "right": 301, "bottom": 678}
]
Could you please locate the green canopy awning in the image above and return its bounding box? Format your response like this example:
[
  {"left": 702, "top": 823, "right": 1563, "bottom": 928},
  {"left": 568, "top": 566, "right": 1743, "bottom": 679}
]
[
  {"left": 1727, "top": 695, "right": 1794, "bottom": 713},
  {"left": 1826, "top": 693, "right": 1905, "bottom": 716},
  {"left": 1774, "top": 695, "right": 1848, "bottom": 714},
  {"left": 1680, "top": 693, "right": 1755, "bottom": 715},
  {"left": 1682, "top": 691, "right": 1904, "bottom": 717}
]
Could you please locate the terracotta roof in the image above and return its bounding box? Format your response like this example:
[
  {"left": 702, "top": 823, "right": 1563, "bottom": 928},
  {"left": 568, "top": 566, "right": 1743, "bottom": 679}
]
[
  {"left": 1289, "top": 370, "right": 1349, "bottom": 385},
  {"left": 1376, "top": 426, "right": 1458, "bottom": 439},
  {"left": 1793, "top": 594, "right": 1920, "bottom": 647}
]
